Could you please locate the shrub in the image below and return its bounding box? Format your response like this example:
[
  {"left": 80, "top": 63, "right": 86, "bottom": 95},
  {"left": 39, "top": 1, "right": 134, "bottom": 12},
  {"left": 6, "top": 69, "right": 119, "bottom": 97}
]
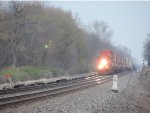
[{"left": 0, "top": 66, "right": 64, "bottom": 83}]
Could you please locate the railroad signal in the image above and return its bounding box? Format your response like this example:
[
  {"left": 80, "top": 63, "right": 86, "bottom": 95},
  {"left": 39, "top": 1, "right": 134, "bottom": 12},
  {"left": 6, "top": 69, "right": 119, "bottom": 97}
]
[
  {"left": 143, "top": 59, "right": 145, "bottom": 66},
  {"left": 44, "top": 40, "right": 52, "bottom": 49},
  {"left": 148, "top": 56, "right": 150, "bottom": 66},
  {"left": 44, "top": 44, "right": 48, "bottom": 48}
]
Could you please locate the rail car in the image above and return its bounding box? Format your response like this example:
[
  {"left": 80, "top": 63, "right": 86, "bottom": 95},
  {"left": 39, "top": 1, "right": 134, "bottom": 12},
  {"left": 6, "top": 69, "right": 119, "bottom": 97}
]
[{"left": 96, "top": 50, "right": 132, "bottom": 74}]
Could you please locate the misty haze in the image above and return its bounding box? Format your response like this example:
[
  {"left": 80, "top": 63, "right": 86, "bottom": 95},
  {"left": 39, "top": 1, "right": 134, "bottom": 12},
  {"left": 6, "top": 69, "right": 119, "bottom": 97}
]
[{"left": 0, "top": 1, "right": 149, "bottom": 113}]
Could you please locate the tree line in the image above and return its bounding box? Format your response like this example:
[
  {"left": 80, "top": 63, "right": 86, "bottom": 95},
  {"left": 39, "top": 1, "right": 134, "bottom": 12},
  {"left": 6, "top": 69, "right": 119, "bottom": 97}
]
[
  {"left": 0, "top": 1, "right": 132, "bottom": 74},
  {"left": 143, "top": 33, "right": 150, "bottom": 65}
]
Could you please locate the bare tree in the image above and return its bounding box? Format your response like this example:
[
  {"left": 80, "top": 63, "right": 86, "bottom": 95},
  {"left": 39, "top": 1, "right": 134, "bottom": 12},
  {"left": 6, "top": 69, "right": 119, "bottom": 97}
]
[
  {"left": 0, "top": 1, "right": 133, "bottom": 75},
  {"left": 143, "top": 34, "right": 150, "bottom": 61},
  {"left": 89, "top": 20, "right": 113, "bottom": 43}
]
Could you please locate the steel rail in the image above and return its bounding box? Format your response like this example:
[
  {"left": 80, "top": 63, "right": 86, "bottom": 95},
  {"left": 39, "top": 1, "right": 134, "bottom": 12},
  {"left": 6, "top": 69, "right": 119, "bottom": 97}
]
[
  {"left": 0, "top": 75, "right": 110, "bottom": 99},
  {"left": 0, "top": 74, "right": 103, "bottom": 96},
  {"left": 0, "top": 74, "right": 97, "bottom": 95},
  {"left": 0, "top": 74, "right": 112, "bottom": 106},
  {"left": 0, "top": 72, "right": 128, "bottom": 107}
]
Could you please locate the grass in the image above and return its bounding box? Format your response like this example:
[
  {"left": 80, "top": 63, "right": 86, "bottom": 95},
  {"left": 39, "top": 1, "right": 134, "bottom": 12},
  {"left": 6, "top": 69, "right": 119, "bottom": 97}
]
[{"left": 0, "top": 66, "right": 64, "bottom": 83}]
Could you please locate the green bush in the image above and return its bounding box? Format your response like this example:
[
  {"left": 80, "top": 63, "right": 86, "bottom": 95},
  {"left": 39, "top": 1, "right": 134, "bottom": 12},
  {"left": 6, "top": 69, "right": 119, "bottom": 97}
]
[
  {"left": 50, "top": 68, "right": 64, "bottom": 77},
  {"left": 0, "top": 66, "right": 65, "bottom": 83}
]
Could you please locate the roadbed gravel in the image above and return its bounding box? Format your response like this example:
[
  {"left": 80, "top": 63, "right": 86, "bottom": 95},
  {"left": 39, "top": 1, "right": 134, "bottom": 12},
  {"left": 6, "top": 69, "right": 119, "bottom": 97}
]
[
  {"left": 0, "top": 72, "right": 96, "bottom": 90},
  {"left": 0, "top": 72, "right": 149, "bottom": 113}
]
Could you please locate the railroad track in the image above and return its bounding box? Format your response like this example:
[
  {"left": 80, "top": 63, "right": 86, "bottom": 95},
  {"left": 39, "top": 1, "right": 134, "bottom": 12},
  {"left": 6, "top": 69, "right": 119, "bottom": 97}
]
[{"left": 0, "top": 72, "right": 128, "bottom": 106}]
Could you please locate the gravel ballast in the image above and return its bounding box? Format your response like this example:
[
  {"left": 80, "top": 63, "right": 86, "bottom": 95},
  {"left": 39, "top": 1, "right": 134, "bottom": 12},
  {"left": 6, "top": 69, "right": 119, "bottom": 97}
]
[{"left": 0, "top": 72, "right": 149, "bottom": 113}]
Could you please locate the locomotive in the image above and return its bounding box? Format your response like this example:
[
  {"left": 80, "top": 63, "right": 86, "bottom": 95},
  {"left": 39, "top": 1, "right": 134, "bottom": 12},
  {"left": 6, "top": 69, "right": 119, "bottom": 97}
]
[{"left": 96, "top": 50, "right": 132, "bottom": 74}]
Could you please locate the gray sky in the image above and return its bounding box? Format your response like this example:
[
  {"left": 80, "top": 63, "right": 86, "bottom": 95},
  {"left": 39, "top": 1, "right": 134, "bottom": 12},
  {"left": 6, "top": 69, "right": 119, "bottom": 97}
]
[{"left": 50, "top": 1, "right": 150, "bottom": 64}]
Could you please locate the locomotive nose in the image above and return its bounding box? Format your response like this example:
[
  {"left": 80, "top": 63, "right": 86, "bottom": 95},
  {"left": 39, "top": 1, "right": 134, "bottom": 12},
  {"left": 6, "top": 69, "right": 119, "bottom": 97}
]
[
  {"left": 101, "top": 59, "right": 107, "bottom": 66},
  {"left": 97, "top": 58, "right": 109, "bottom": 70}
]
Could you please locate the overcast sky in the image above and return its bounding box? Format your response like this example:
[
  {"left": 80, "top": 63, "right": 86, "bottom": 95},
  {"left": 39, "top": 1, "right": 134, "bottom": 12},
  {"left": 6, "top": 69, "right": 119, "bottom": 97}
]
[{"left": 50, "top": 1, "right": 150, "bottom": 64}]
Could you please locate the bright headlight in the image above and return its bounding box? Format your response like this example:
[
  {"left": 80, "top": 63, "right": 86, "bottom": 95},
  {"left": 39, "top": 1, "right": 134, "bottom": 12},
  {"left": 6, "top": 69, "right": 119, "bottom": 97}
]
[
  {"left": 98, "top": 64, "right": 102, "bottom": 70},
  {"left": 101, "top": 59, "right": 107, "bottom": 66}
]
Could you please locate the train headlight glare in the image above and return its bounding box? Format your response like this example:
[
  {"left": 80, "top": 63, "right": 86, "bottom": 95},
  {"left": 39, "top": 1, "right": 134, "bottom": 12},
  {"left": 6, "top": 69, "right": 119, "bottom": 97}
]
[
  {"left": 101, "top": 59, "right": 107, "bottom": 66},
  {"left": 98, "top": 64, "right": 102, "bottom": 70},
  {"left": 106, "top": 65, "right": 108, "bottom": 69}
]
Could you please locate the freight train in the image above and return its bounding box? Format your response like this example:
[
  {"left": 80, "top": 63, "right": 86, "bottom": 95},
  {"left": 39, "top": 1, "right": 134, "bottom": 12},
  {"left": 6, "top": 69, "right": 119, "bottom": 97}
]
[{"left": 96, "top": 50, "right": 132, "bottom": 74}]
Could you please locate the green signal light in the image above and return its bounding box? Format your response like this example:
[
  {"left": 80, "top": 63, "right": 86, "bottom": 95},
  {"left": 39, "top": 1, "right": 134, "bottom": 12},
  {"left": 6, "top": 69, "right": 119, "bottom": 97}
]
[{"left": 44, "top": 44, "right": 48, "bottom": 48}]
